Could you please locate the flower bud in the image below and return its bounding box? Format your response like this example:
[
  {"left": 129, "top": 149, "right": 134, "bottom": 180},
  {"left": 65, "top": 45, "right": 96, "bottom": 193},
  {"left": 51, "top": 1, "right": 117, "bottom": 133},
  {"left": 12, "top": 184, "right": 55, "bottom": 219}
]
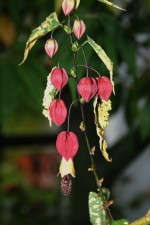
[
  {"left": 45, "top": 39, "right": 58, "bottom": 58},
  {"left": 56, "top": 131, "right": 79, "bottom": 161},
  {"left": 73, "top": 19, "right": 86, "bottom": 40},
  {"left": 97, "top": 76, "right": 113, "bottom": 101},
  {"left": 50, "top": 68, "right": 68, "bottom": 90},
  {"left": 77, "top": 77, "right": 97, "bottom": 102},
  {"left": 49, "top": 100, "right": 67, "bottom": 126},
  {"left": 62, "top": 0, "right": 75, "bottom": 16}
]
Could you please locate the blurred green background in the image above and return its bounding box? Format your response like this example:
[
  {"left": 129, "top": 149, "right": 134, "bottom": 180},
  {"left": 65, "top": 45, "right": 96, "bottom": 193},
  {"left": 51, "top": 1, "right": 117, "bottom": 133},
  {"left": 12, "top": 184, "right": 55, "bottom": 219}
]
[{"left": 0, "top": 0, "right": 150, "bottom": 224}]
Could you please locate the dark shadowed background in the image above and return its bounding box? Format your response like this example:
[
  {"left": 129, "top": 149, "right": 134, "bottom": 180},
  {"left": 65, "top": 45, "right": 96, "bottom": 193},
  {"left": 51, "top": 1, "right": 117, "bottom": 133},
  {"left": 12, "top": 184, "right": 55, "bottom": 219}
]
[{"left": 0, "top": 0, "right": 150, "bottom": 225}]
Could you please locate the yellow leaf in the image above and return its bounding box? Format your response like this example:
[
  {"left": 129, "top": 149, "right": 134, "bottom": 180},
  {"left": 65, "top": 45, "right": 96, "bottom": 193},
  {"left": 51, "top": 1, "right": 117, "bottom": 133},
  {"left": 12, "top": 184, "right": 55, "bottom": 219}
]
[{"left": 93, "top": 97, "right": 112, "bottom": 162}]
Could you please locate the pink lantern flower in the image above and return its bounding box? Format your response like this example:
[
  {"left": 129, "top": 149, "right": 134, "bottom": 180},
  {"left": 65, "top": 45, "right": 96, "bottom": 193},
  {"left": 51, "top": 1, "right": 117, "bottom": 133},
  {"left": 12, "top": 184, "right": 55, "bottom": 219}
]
[
  {"left": 56, "top": 131, "right": 79, "bottom": 161},
  {"left": 97, "top": 76, "right": 113, "bottom": 101},
  {"left": 49, "top": 100, "right": 67, "bottom": 126},
  {"left": 50, "top": 68, "right": 68, "bottom": 90},
  {"left": 77, "top": 77, "right": 97, "bottom": 102},
  {"left": 62, "top": 0, "right": 75, "bottom": 16},
  {"left": 45, "top": 39, "right": 58, "bottom": 58},
  {"left": 73, "top": 19, "right": 86, "bottom": 40}
]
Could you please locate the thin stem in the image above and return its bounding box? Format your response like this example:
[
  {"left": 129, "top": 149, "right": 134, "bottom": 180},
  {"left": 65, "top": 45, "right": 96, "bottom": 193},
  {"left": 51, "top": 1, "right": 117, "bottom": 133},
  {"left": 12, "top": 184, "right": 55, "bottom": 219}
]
[
  {"left": 67, "top": 15, "right": 113, "bottom": 222},
  {"left": 58, "top": 90, "right": 61, "bottom": 100},
  {"left": 77, "top": 64, "right": 101, "bottom": 77},
  {"left": 67, "top": 100, "right": 79, "bottom": 132},
  {"left": 80, "top": 47, "right": 89, "bottom": 77}
]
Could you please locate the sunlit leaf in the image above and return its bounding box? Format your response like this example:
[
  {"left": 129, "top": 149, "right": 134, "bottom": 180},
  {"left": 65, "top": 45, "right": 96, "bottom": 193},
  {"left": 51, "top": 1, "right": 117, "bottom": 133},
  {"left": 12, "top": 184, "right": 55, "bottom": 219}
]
[
  {"left": 98, "top": 0, "right": 126, "bottom": 11},
  {"left": 89, "top": 192, "right": 106, "bottom": 225},
  {"left": 19, "top": 12, "right": 61, "bottom": 65},
  {"left": 87, "top": 36, "right": 114, "bottom": 93}
]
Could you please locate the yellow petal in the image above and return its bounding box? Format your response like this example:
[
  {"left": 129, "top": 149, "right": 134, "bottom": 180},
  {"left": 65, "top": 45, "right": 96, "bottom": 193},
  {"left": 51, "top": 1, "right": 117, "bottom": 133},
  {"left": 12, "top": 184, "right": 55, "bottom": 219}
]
[{"left": 59, "top": 158, "right": 75, "bottom": 178}]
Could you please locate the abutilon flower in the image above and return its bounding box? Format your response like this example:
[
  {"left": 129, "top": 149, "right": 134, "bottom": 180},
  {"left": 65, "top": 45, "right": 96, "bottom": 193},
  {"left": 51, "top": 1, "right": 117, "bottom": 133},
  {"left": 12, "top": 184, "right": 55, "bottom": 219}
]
[
  {"left": 77, "top": 77, "right": 97, "bottom": 102},
  {"left": 49, "top": 100, "right": 67, "bottom": 126},
  {"left": 50, "top": 68, "right": 68, "bottom": 90},
  {"left": 97, "top": 76, "right": 113, "bottom": 101},
  {"left": 45, "top": 39, "right": 58, "bottom": 58},
  {"left": 56, "top": 131, "right": 79, "bottom": 161},
  {"left": 62, "top": 0, "right": 75, "bottom": 16},
  {"left": 73, "top": 19, "right": 86, "bottom": 40}
]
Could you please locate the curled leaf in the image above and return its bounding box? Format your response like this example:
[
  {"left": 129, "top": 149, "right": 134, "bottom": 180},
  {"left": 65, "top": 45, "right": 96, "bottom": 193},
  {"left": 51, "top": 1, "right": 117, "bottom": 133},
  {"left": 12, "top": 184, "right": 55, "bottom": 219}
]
[
  {"left": 98, "top": 0, "right": 126, "bottom": 11},
  {"left": 87, "top": 36, "right": 115, "bottom": 93},
  {"left": 19, "top": 12, "right": 61, "bottom": 65},
  {"left": 93, "top": 97, "right": 112, "bottom": 162},
  {"left": 43, "top": 68, "right": 58, "bottom": 126}
]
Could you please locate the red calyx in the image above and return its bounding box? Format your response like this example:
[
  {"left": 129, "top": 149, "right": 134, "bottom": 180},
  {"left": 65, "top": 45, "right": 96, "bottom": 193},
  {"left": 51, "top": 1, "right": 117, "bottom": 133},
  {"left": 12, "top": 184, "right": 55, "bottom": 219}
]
[
  {"left": 77, "top": 77, "right": 97, "bottom": 102},
  {"left": 49, "top": 100, "right": 67, "bottom": 126},
  {"left": 50, "top": 68, "right": 68, "bottom": 91},
  {"left": 56, "top": 131, "right": 79, "bottom": 161},
  {"left": 97, "top": 76, "right": 113, "bottom": 101}
]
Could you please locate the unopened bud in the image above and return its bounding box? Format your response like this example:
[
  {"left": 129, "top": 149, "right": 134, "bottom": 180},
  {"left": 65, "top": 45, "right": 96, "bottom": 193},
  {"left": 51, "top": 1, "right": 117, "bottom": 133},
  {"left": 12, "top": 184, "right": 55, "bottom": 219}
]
[
  {"left": 72, "top": 41, "right": 79, "bottom": 52},
  {"left": 73, "top": 19, "right": 86, "bottom": 40},
  {"left": 45, "top": 39, "right": 58, "bottom": 58},
  {"left": 62, "top": 0, "right": 75, "bottom": 16},
  {"left": 63, "top": 25, "right": 72, "bottom": 34}
]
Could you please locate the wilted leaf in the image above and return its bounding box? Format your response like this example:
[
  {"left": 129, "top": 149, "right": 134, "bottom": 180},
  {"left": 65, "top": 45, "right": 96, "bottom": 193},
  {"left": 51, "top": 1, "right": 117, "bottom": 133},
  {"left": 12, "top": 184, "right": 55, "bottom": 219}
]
[
  {"left": 19, "top": 12, "right": 61, "bottom": 65},
  {"left": 93, "top": 97, "right": 112, "bottom": 162},
  {"left": 98, "top": 0, "right": 126, "bottom": 11},
  {"left": 87, "top": 36, "right": 114, "bottom": 93},
  {"left": 89, "top": 192, "right": 106, "bottom": 225}
]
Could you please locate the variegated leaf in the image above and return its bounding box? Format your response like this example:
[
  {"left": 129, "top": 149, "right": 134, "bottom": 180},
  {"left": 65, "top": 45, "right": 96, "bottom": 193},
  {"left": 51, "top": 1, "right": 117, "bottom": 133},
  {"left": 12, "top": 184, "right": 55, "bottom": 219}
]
[
  {"left": 89, "top": 192, "right": 106, "bottom": 225},
  {"left": 98, "top": 0, "right": 126, "bottom": 11},
  {"left": 110, "top": 220, "right": 129, "bottom": 225},
  {"left": 19, "top": 12, "right": 61, "bottom": 65},
  {"left": 87, "top": 36, "right": 114, "bottom": 93},
  {"left": 93, "top": 97, "right": 112, "bottom": 162}
]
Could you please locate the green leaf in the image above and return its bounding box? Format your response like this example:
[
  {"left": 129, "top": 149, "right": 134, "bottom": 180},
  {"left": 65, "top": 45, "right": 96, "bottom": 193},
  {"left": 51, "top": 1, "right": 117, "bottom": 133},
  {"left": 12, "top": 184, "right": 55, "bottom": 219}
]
[
  {"left": 89, "top": 192, "right": 106, "bottom": 225},
  {"left": 19, "top": 12, "right": 61, "bottom": 65},
  {"left": 76, "top": 0, "right": 80, "bottom": 8},
  {"left": 87, "top": 36, "right": 114, "bottom": 93},
  {"left": 110, "top": 219, "right": 129, "bottom": 225},
  {"left": 97, "top": 0, "right": 126, "bottom": 11}
]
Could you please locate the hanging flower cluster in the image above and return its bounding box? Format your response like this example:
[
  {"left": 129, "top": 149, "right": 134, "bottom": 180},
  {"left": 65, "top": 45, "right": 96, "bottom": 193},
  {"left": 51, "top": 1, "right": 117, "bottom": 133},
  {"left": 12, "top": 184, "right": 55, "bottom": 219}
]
[{"left": 41, "top": 0, "right": 113, "bottom": 195}]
